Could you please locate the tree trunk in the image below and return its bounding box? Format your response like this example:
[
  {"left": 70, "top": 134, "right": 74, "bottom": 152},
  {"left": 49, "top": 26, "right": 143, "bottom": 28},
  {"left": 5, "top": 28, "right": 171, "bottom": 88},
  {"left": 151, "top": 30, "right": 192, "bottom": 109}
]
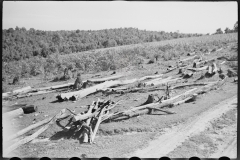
[
  {"left": 87, "top": 74, "right": 124, "bottom": 83},
  {"left": 57, "top": 74, "right": 165, "bottom": 101},
  {"left": 83, "top": 101, "right": 96, "bottom": 143},
  {"left": 187, "top": 66, "right": 208, "bottom": 72},
  {"left": 3, "top": 108, "right": 24, "bottom": 119},
  {"left": 187, "top": 52, "right": 196, "bottom": 56},
  {"left": 90, "top": 108, "right": 104, "bottom": 143},
  {"left": 4, "top": 117, "right": 55, "bottom": 156},
  {"left": 5, "top": 117, "right": 52, "bottom": 142}
]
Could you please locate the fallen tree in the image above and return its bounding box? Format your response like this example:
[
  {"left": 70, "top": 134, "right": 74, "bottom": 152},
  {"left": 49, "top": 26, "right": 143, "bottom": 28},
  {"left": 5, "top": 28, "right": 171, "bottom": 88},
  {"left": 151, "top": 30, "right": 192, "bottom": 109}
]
[
  {"left": 187, "top": 66, "right": 208, "bottom": 72},
  {"left": 102, "top": 88, "right": 198, "bottom": 121},
  {"left": 87, "top": 74, "right": 124, "bottom": 83},
  {"left": 57, "top": 74, "right": 164, "bottom": 101},
  {"left": 187, "top": 52, "right": 196, "bottom": 56},
  {"left": 3, "top": 109, "right": 67, "bottom": 156},
  {"left": 12, "top": 86, "right": 32, "bottom": 94},
  {"left": 103, "top": 78, "right": 226, "bottom": 122},
  {"left": 3, "top": 105, "right": 38, "bottom": 119},
  {"left": 179, "top": 55, "right": 199, "bottom": 62}
]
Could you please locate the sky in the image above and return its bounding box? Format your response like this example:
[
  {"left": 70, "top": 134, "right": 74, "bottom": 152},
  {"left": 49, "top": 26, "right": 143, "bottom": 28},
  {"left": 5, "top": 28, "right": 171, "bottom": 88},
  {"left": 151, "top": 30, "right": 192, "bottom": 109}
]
[{"left": 3, "top": 1, "right": 238, "bottom": 34}]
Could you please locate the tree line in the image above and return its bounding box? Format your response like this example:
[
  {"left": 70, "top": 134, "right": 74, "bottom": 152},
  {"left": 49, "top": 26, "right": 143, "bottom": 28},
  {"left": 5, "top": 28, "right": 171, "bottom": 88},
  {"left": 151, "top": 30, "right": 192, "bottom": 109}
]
[
  {"left": 214, "top": 21, "right": 238, "bottom": 34},
  {"left": 2, "top": 27, "right": 203, "bottom": 62}
]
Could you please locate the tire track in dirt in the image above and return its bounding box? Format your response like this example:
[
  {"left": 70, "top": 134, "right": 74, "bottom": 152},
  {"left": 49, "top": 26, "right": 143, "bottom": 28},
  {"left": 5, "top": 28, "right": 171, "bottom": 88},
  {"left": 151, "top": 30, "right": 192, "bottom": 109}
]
[{"left": 128, "top": 96, "right": 237, "bottom": 158}]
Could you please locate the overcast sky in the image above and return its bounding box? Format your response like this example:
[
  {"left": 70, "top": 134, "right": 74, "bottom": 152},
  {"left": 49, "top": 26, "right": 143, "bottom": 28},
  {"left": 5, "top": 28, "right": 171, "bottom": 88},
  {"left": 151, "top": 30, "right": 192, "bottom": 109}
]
[{"left": 3, "top": 1, "right": 238, "bottom": 34}]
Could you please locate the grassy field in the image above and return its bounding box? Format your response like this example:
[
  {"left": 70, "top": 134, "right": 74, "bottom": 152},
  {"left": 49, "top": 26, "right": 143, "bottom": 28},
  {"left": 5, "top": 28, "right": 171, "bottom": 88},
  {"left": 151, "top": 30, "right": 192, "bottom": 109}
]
[
  {"left": 58, "top": 33, "right": 238, "bottom": 71},
  {"left": 2, "top": 33, "right": 237, "bottom": 92}
]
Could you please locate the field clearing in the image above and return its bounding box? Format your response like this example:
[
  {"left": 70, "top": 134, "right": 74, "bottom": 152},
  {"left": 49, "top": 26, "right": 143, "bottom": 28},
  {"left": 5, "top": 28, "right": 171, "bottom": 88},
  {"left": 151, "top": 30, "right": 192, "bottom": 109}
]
[{"left": 2, "top": 34, "right": 238, "bottom": 158}]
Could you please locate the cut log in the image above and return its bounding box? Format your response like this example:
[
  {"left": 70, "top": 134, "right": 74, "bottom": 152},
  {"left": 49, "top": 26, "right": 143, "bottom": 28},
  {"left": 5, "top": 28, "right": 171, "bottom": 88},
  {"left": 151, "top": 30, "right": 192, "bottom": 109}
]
[
  {"left": 103, "top": 88, "right": 198, "bottom": 121},
  {"left": 83, "top": 101, "right": 96, "bottom": 143},
  {"left": 142, "top": 94, "right": 161, "bottom": 105},
  {"left": 212, "top": 63, "right": 218, "bottom": 73},
  {"left": 57, "top": 81, "right": 121, "bottom": 101},
  {"left": 183, "top": 71, "right": 193, "bottom": 78},
  {"left": 57, "top": 74, "right": 164, "bottom": 101},
  {"left": 187, "top": 52, "right": 196, "bottom": 56},
  {"left": 4, "top": 117, "right": 55, "bottom": 156},
  {"left": 195, "top": 57, "right": 217, "bottom": 67},
  {"left": 208, "top": 65, "right": 213, "bottom": 74},
  {"left": 164, "top": 67, "right": 178, "bottom": 73},
  {"left": 2, "top": 92, "right": 11, "bottom": 98},
  {"left": 220, "top": 61, "right": 226, "bottom": 65},
  {"left": 187, "top": 66, "right": 208, "bottom": 72},
  {"left": 73, "top": 100, "right": 111, "bottom": 121},
  {"left": 3, "top": 108, "right": 24, "bottom": 119},
  {"left": 216, "top": 48, "right": 223, "bottom": 52},
  {"left": 138, "top": 74, "right": 163, "bottom": 81},
  {"left": 179, "top": 55, "right": 197, "bottom": 62},
  {"left": 13, "top": 86, "right": 32, "bottom": 94},
  {"left": 5, "top": 117, "right": 52, "bottom": 142},
  {"left": 104, "top": 79, "right": 226, "bottom": 122},
  {"left": 91, "top": 108, "right": 104, "bottom": 143},
  {"left": 163, "top": 88, "right": 197, "bottom": 103},
  {"left": 171, "top": 82, "right": 209, "bottom": 89},
  {"left": 2, "top": 104, "right": 27, "bottom": 113},
  {"left": 3, "top": 109, "right": 66, "bottom": 155},
  {"left": 36, "top": 83, "right": 74, "bottom": 91},
  {"left": 173, "top": 95, "right": 197, "bottom": 106},
  {"left": 22, "top": 105, "right": 38, "bottom": 114},
  {"left": 145, "top": 76, "right": 177, "bottom": 86},
  {"left": 144, "top": 77, "right": 166, "bottom": 86},
  {"left": 146, "top": 107, "right": 176, "bottom": 114},
  {"left": 87, "top": 74, "right": 124, "bottom": 83}
]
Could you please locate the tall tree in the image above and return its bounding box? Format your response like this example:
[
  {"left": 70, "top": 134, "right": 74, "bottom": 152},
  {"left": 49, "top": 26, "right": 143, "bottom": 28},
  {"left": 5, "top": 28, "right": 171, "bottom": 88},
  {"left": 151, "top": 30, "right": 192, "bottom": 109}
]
[{"left": 215, "top": 28, "right": 223, "bottom": 34}]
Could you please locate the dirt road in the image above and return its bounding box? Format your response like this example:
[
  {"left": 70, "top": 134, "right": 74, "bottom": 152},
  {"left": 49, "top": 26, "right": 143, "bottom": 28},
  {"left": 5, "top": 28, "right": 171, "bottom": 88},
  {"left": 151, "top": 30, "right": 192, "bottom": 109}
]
[{"left": 129, "top": 96, "right": 237, "bottom": 158}]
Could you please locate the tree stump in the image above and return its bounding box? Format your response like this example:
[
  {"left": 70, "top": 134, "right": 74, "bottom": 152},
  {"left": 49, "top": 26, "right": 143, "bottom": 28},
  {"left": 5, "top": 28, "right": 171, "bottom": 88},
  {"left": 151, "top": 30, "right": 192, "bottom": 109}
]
[
  {"left": 73, "top": 73, "right": 83, "bottom": 90},
  {"left": 142, "top": 94, "right": 162, "bottom": 114},
  {"left": 12, "top": 75, "right": 20, "bottom": 85}
]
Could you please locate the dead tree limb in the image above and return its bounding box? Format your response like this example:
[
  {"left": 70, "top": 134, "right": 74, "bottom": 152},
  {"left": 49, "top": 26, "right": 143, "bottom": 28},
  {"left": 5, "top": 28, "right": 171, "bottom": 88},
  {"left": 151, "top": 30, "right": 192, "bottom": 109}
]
[
  {"left": 90, "top": 107, "right": 104, "bottom": 143},
  {"left": 87, "top": 74, "right": 124, "bottom": 83},
  {"left": 3, "top": 109, "right": 66, "bottom": 156},
  {"left": 83, "top": 101, "right": 96, "bottom": 143},
  {"left": 5, "top": 117, "right": 52, "bottom": 142},
  {"left": 3, "top": 108, "right": 24, "bottom": 119},
  {"left": 57, "top": 74, "right": 164, "bottom": 101},
  {"left": 187, "top": 66, "right": 208, "bottom": 72}
]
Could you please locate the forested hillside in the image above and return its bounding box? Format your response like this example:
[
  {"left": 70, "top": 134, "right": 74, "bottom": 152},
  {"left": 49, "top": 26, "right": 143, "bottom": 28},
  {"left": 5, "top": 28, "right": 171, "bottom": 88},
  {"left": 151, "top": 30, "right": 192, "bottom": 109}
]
[{"left": 2, "top": 27, "right": 203, "bottom": 62}]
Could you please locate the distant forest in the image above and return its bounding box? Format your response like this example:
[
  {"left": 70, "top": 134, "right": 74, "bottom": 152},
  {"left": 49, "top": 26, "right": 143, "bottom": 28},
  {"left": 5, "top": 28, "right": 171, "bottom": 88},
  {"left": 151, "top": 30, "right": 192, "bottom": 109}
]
[{"left": 2, "top": 27, "right": 204, "bottom": 62}]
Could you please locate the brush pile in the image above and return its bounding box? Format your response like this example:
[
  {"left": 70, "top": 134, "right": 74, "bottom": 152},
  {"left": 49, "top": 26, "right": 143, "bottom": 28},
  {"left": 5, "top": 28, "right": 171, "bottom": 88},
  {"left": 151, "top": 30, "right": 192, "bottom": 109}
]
[{"left": 65, "top": 98, "right": 121, "bottom": 143}]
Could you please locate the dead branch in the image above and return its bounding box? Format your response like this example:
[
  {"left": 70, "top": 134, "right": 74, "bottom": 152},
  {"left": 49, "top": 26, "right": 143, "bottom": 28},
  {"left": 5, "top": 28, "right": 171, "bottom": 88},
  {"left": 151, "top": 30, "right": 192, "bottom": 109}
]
[
  {"left": 57, "top": 74, "right": 164, "bottom": 101},
  {"left": 187, "top": 66, "right": 208, "bottom": 72},
  {"left": 87, "top": 74, "right": 124, "bottom": 83},
  {"left": 4, "top": 109, "right": 66, "bottom": 155}
]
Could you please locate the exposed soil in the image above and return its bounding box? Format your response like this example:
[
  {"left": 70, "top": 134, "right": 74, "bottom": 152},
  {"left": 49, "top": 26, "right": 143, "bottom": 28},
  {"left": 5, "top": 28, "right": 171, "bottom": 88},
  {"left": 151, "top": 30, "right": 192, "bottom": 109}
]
[
  {"left": 2, "top": 41, "right": 238, "bottom": 158},
  {"left": 129, "top": 96, "right": 237, "bottom": 158}
]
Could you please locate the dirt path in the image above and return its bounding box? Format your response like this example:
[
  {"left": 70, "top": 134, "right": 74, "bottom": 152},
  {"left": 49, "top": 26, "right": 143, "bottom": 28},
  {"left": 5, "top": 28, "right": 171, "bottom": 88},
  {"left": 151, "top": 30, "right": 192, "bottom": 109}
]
[
  {"left": 210, "top": 137, "right": 237, "bottom": 158},
  {"left": 129, "top": 96, "right": 237, "bottom": 158}
]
